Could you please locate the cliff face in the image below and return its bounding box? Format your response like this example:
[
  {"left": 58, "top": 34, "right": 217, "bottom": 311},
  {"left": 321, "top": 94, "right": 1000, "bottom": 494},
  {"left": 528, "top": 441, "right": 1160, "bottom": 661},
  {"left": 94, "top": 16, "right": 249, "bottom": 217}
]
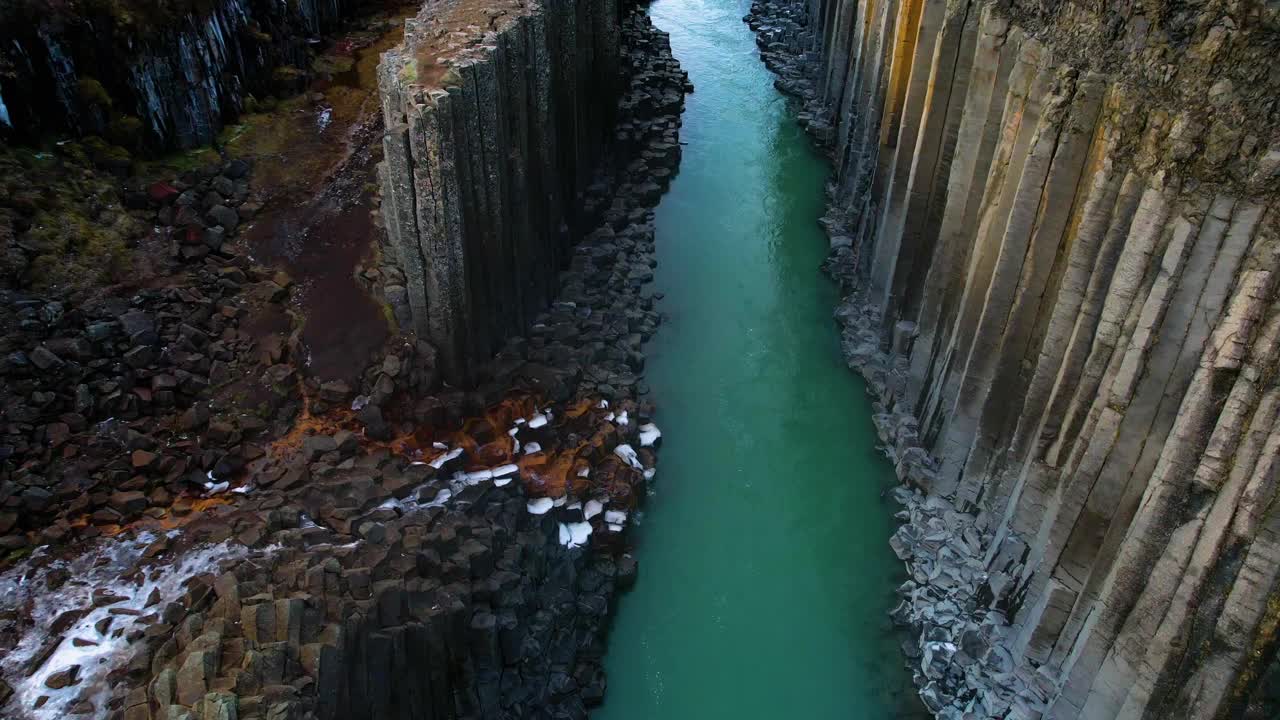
[
  {"left": 0, "top": 0, "right": 363, "bottom": 149},
  {"left": 749, "top": 1, "right": 1280, "bottom": 718},
  {"left": 377, "top": 0, "right": 653, "bottom": 383}
]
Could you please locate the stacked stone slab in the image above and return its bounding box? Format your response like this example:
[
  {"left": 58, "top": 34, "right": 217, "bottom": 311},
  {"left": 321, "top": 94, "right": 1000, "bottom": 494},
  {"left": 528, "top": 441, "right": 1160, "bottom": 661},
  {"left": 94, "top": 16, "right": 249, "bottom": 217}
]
[
  {"left": 0, "top": 6, "right": 689, "bottom": 719},
  {"left": 748, "top": 0, "right": 1280, "bottom": 718},
  {"left": 378, "top": 0, "right": 628, "bottom": 384}
]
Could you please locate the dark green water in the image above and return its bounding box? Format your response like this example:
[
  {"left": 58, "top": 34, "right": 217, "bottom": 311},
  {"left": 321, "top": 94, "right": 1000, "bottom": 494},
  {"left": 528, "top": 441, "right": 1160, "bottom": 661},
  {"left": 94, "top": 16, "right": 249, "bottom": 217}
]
[{"left": 597, "top": 0, "right": 909, "bottom": 717}]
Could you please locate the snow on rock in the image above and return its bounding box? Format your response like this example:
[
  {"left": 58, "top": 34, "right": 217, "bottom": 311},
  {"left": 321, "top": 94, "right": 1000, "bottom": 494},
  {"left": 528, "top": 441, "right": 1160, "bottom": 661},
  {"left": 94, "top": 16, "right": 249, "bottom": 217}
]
[
  {"left": 614, "top": 444, "right": 643, "bottom": 470},
  {"left": 584, "top": 499, "right": 604, "bottom": 520},
  {"left": 615, "top": 410, "right": 630, "bottom": 426},
  {"left": 0, "top": 534, "right": 257, "bottom": 720},
  {"left": 604, "top": 510, "right": 628, "bottom": 525},
  {"left": 639, "top": 423, "right": 662, "bottom": 447},
  {"left": 523, "top": 442, "right": 543, "bottom": 455},
  {"left": 492, "top": 464, "right": 519, "bottom": 477},
  {"left": 559, "top": 521, "right": 592, "bottom": 548},
  {"left": 429, "top": 446, "right": 463, "bottom": 469},
  {"left": 527, "top": 497, "right": 554, "bottom": 515}
]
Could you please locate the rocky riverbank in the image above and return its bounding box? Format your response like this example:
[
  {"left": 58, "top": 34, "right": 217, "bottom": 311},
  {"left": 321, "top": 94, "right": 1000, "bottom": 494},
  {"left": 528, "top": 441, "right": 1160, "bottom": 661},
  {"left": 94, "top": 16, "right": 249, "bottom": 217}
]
[
  {"left": 0, "top": 2, "right": 690, "bottom": 718},
  {"left": 749, "top": 0, "right": 1280, "bottom": 718}
]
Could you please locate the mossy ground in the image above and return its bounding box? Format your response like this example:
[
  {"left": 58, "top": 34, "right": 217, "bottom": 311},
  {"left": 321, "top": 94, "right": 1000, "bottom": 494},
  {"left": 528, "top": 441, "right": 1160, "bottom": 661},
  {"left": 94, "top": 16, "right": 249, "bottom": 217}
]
[{"left": 0, "top": 142, "right": 143, "bottom": 295}]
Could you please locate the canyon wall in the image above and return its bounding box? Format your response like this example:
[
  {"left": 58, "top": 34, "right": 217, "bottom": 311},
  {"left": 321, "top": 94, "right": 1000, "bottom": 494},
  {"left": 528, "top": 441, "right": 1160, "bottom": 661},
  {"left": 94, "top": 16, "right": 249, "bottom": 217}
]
[
  {"left": 0, "top": 0, "right": 363, "bottom": 149},
  {"left": 1, "top": 1, "right": 687, "bottom": 718},
  {"left": 377, "top": 0, "right": 641, "bottom": 384},
  {"left": 749, "top": 0, "right": 1280, "bottom": 718}
]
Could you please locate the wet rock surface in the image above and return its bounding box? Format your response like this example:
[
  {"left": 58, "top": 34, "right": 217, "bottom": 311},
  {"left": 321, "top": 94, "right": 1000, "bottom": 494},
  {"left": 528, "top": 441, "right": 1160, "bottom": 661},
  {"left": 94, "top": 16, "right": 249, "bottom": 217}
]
[{"left": 1, "top": 4, "right": 688, "bottom": 719}]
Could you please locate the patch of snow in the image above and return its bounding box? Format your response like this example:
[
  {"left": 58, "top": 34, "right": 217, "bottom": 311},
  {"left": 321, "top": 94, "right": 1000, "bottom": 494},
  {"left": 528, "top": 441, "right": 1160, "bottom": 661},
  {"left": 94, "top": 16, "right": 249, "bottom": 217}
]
[
  {"left": 0, "top": 535, "right": 258, "bottom": 720},
  {"left": 523, "top": 442, "right": 542, "bottom": 455},
  {"left": 527, "top": 413, "right": 549, "bottom": 429},
  {"left": 604, "top": 510, "right": 628, "bottom": 525},
  {"left": 644, "top": 468, "right": 657, "bottom": 481},
  {"left": 526, "top": 497, "right": 554, "bottom": 515},
  {"left": 615, "top": 410, "right": 629, "bottom": 426},
  {"left": 316, "top": 107, "right": 333, "bottom": 133},
  {"left": 350, "top": 395, "right": 370, "bottom": 411},
  {"left": 577, "top": 466, "right": 590, "bottom": 478},
  {"left": 584, "top": 499, "right": 603, "bottom": 520},
  {"left": 614, "top": 444, "right": 642, "bottom": 470},
  {"left": 492, "top": 464, "right": 518, "bottom": 477},
  {"left": 422, "top": 488, "right": 452, "bottom": 508},
  {"left": 597, "top": 399, "right": 609, "bottom": 409},
  {"left": 607, "top": 523, "right": 624, "bottom": 533},
  {"left": 639, "top": 423, "right": 662, "bottom": 447},
  {"left": 494, "top": 476, "right": 513, "bottom": 488},
  {"left": 429, "top": 447, "right": 463, "bottom": 469},
  {"left": 563, "top": 522, "right": 592, "bottom": 548}
]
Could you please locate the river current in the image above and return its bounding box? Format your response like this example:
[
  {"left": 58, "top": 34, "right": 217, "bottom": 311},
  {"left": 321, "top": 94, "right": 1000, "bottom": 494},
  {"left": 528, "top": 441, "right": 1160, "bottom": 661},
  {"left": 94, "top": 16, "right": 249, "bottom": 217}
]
[{"left": 597, "top": 1, "right": 914, "bottom": 717}]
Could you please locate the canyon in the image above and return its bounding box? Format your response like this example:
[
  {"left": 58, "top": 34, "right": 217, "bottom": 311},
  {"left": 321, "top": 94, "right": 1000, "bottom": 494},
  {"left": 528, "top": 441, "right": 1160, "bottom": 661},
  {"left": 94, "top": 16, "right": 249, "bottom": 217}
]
[
  {"left": 749, "top": 0, "right": 1280, "bottom": 718},
  {"left": 1, "top": 0, "right": 1278, "bottom": 718}
]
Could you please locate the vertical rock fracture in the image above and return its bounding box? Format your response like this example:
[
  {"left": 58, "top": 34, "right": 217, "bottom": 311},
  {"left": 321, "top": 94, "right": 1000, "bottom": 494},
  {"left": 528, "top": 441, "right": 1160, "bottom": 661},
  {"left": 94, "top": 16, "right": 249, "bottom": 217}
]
[
  {"left": 379, "top": 0, "right": 626, "bottom": 383},
  {"left": 749, "top": 0, "right": 1280, "bottom": 718}
]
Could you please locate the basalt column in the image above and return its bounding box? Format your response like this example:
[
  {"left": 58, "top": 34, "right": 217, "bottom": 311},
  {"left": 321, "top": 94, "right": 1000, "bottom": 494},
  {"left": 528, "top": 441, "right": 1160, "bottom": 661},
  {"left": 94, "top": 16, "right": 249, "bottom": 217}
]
[
  {"left": 378, "top": 0, "right": 624, "bottom": 384},
  {"left": 750, "top": 1, "right": 1280, "bottom": 718}
]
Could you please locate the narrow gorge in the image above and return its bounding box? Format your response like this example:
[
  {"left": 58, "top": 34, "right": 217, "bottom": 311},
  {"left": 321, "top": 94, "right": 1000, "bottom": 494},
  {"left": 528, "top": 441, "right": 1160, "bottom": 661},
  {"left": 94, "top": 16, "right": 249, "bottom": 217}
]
[
  {"left": 1, "top": 0, "right": 1278, "bottom": 719},
  {"left": 751, "top": 0, "right": 1280, "bottom": 718}
]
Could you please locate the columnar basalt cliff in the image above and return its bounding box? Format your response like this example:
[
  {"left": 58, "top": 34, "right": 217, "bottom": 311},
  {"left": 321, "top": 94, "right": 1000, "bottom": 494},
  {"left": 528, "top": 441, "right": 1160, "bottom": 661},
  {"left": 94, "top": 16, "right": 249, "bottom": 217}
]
[
  {"left": 378, "top": 0, "right": 653, "bottom": 383},
  {"left": 749, "top": 1, "right": 1280, "bottom": 718},
  {"left": 0, "top": 1, "right": 689, "bottom": 718}
]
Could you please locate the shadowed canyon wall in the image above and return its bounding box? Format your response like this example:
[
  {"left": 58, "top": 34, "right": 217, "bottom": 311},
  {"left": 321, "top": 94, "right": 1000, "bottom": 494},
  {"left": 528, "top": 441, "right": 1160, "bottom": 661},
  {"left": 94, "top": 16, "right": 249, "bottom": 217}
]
[
  {"left": 377, "top": 0, "right": 632, "bottom": 383},
  {"left": 0, "top": 0, "right": 365, "bottom": 149},
  {"left": 749, "top": 0, "right": 1280, "bottom": 718}
]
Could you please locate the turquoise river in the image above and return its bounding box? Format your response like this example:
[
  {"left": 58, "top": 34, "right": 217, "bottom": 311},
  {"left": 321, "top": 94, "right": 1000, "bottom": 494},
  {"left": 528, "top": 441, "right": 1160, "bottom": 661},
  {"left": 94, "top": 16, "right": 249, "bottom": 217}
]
[{"left": 598, "top": 0, "right": 916, "bottom": 717}]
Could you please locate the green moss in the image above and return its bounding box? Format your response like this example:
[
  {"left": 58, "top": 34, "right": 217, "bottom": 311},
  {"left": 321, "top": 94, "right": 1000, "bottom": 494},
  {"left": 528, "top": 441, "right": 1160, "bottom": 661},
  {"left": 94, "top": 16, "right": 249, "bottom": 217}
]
[
  {"left": 400, "top": 59, "right": 421, "bottom": 84},
  {"left": 380, "top": 301, "right": 398, "bottom": 331},
  {"left": 313, "top": 54, "right": 356, "bottom": 76},
  {"left": 107, "top": 115, "right": 145, "bottom": 150},
  {"left": 81, "top": 136, "right": 133, "bottom": 173},
  {"left": 4, "top": 546, "right": 33, "bottom": 565},
  {"left": 77, "top": 77, "right": 113, "bottom": 110},
  {"left": 273, "top": 65, "right": 306, "bottom": 82}
]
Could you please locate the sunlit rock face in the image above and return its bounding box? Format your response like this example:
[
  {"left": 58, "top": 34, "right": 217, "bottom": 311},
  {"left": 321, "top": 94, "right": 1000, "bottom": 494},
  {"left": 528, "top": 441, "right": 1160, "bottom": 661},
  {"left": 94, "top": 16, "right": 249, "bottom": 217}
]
[
  {"left": 748, "top": 1, "right": 1280, "bottom": 718},
  {"left": 0, "top": 0, "right": 362, "bottom": 149}
]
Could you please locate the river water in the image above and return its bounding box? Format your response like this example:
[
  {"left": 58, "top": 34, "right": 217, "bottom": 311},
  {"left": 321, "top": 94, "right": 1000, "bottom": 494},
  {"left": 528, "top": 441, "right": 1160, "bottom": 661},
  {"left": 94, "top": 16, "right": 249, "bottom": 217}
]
[{"left": 596, "top": 0, "right": 915, "bottom": 717}]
